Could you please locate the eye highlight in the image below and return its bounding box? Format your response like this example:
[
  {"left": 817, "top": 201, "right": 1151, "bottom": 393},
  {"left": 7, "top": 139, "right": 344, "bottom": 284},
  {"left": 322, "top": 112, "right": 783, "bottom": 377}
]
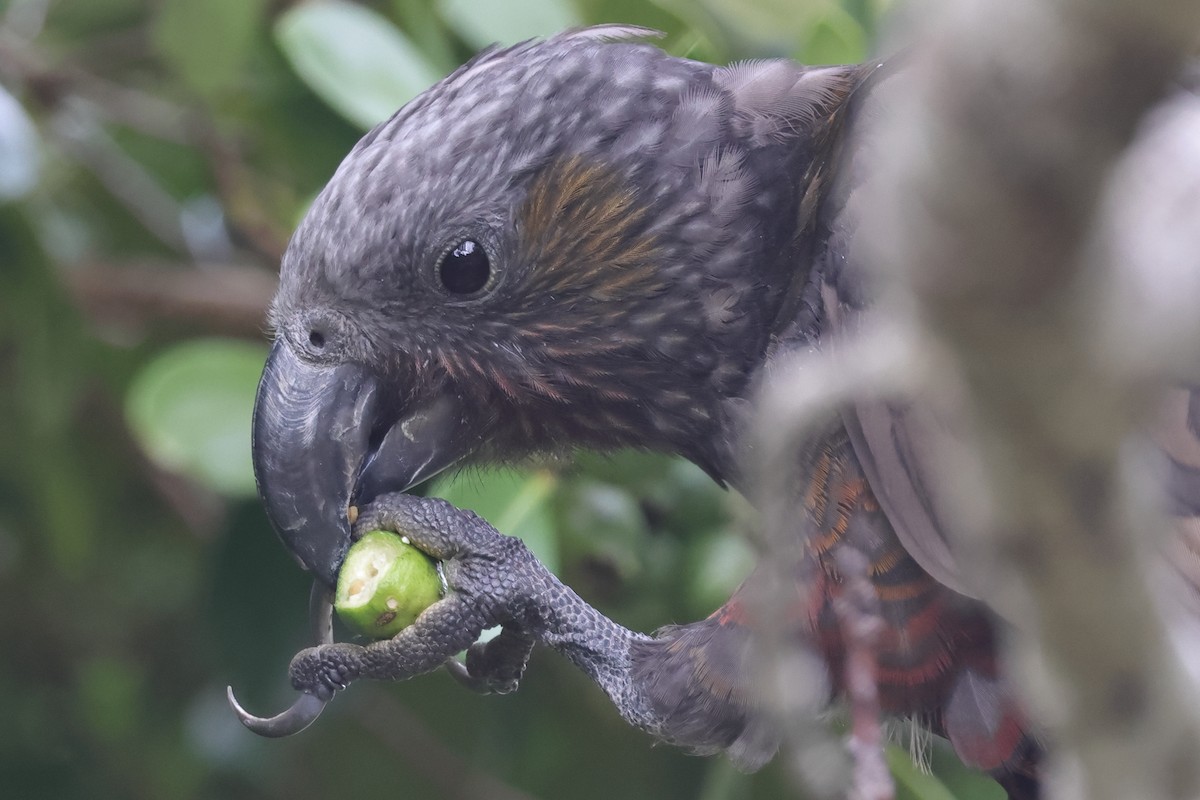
[{"left": 438, "top": 239, "right": 491, "bottom": 296}]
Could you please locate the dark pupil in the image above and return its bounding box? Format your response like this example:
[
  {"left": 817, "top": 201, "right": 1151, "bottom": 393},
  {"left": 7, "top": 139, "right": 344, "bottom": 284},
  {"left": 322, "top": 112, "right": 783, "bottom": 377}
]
[{"left": 439, "top": 239, "right": 490, "bottom": 295}]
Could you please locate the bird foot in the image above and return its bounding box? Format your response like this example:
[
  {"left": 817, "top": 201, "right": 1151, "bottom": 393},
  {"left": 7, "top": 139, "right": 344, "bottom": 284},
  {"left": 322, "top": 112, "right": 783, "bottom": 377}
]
[
  {"left": 234, "top": 493, "right": 550, "bottom": 735},
  {"left": 445, "top": 626, "right": 535, "bottom": 695}
]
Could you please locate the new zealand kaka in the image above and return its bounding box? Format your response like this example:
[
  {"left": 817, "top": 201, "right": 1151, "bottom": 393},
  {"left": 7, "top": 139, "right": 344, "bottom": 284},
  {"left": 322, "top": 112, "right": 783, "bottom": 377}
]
[{"left": 228, "top": 26, "right": 1200, "bottom": 800}]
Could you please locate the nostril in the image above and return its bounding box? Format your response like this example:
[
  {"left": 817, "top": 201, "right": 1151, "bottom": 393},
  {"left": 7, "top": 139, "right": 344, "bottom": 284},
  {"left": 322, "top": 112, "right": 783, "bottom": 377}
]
[{"left": 308, "top": 329, "right": 327, "bottom": 350}]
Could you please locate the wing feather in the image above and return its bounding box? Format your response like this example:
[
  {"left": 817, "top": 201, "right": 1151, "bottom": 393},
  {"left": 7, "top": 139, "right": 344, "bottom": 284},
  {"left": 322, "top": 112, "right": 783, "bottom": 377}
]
[{"left": 809, "top": 66, "right": 1200, "bottom": 601}]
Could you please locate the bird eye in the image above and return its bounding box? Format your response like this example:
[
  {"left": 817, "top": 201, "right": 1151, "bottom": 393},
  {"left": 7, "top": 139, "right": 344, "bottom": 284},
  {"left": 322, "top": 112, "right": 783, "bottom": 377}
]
[{"left": 438, "top": 239, "right": 491, "bottom": 296}]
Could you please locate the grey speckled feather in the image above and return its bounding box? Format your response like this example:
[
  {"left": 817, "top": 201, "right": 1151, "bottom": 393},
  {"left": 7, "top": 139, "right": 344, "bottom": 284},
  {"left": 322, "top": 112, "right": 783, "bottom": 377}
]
[{"left": 271, "top": 27, "right": 865, "bottom": 479}]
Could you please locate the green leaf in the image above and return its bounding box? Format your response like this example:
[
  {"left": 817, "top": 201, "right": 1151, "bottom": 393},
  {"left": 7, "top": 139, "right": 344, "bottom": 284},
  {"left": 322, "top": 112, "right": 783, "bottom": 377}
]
[
  {"left": 125, "top": 338, "right": 267, "bottom": 497},
  {"left": 0, "top": 85, "right": 39, "bottom": 201},
  {"left": 927, "top": 739, "right": 1008, "bottom": 800},
  {"left": 570, "top": 450, "right": 676, "bottom": 488},
  {"left": 796, "top": 6, "right": 867, "bottom": 65},
  {"left": 433, "top": 467, "right": 560, "bottom": 571},
  {"left": 699, "top": 0, "right": 826, "bottom": 55},
  {"left": 153, "top": 0, "right": 266, "bottom": 98},
  {"left": 886, "top": 744, "right": 961, "bottom": 800},
  {"left": 687, "top": 532, "right": 754, "bottom": 613},
  {"left": 275, "top": 0, "right": 442, "bottom": 130},
  {"left": 646, "top": 457, "right": 728, "bottom": 536},
  {"left": 391, "top": 0, "right": 460, "bottom": 74},
  {"left": 437, "top": 0, "right": 583, "bottom": 50},
  {"left": 559, "top": 479, "right": 648, "bottom": 579}
]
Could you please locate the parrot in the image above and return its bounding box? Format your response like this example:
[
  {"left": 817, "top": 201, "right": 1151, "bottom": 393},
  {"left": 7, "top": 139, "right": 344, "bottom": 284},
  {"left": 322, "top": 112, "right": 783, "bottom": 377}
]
[{"left": 227, "top": 26, "right": 1200, "bottom": 800}]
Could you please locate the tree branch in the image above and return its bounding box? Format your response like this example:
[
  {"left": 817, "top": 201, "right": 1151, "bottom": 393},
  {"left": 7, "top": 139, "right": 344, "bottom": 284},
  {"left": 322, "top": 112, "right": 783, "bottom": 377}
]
[
  {"left": 747, "top": 329, "right": 919, "bottom": 797},
  {"left": 65, "top": 261, "right": 276, "bottom": 338},
  {"left": 864, "top": 1, "right": 1200, "bottom": 797}
]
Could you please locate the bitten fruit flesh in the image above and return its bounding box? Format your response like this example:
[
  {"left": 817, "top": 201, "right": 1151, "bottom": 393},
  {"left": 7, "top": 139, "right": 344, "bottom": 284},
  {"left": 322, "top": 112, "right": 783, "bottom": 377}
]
[{"left": 334, "top": 530, "right": 443, "bottom": 638}]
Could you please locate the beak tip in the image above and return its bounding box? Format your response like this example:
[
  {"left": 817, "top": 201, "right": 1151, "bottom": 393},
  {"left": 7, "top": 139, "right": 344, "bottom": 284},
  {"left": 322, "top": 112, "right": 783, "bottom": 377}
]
[
  {"left": 265, "top": 491, "right": 355, "bottom": 588},
  {"left": 287, "top": 536, "right": 347, "bottom": 589},
  {"left": 251, "top": 341, "right": 368, "bottom": 584},
  {"left": 251, "top": 341, "right": 478, "bottom": 583}
]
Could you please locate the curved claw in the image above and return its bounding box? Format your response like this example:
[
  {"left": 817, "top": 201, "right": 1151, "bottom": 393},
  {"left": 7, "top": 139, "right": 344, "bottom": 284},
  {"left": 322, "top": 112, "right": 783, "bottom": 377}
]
[
  {"left": 227, "top": 579, "right": 338, "bottom": 737},
  {"left": 441, "top": 630, "right": 529, "bottom": 696},
  {"left": 443, "top": 660, "right": 519, "bottom": 695},
  {"left": 226, "top": 686, "right": 329, "bottom": 737},
  {"left": 443, "top": 657, "right": 480, "bottom": 691}
]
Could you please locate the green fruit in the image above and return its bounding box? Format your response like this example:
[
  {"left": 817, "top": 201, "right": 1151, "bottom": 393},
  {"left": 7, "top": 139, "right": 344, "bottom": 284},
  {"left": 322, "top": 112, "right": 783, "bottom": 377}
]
[{"left": 334, "top": 530, "right": 443, "bottom": 639}]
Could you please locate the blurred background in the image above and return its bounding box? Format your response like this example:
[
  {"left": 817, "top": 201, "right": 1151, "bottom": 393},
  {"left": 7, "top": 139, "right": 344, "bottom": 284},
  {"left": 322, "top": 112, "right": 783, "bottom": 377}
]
[{"left": 0, "top": 1, "right": 1002, "bottom": 798}]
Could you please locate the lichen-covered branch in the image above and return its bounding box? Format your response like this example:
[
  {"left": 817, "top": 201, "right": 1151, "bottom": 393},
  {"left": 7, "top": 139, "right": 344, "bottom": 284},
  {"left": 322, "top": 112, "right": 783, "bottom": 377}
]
[
  {"left": 864, "top": 0, "right": 1200, "bottom": 797},
  {"left": 748, "top": 332, "right": 918, "bottom": 797}
]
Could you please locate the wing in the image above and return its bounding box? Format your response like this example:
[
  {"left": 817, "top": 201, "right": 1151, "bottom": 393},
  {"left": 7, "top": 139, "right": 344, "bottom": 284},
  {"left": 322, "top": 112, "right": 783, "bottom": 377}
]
[
  {"left": 818, "top": 235, "right": 975, "bottom": 597},
  {"left": 808, "top": 63, "right": 1200, "bottom": 602},
  {"left": 783, "top": 60, "right": 977, "bottom": 597}
]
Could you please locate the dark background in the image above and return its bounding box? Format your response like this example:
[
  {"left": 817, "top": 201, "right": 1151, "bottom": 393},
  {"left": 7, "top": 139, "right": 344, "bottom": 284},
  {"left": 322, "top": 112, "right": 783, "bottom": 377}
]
[{"left": 0, "top": 1, "right": 1001, "bottom": 797}]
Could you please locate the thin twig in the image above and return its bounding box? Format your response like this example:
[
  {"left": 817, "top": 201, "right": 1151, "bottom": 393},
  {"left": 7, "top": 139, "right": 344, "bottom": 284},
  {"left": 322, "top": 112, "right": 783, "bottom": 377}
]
[
  {"left": 50, "top": 99, "right": 187, "bottom": 251},
  {"left": 0, "top": 30, "right": 196, "bottom": 143},
  {"left": 64, "top": 261, "right": 276, "bottom": 338},
  {"left": 0, "top": 29, "right": 292, "bottom": 263},
  {"left": 833, "top": 548, "right": 894, "bottom": 800}
]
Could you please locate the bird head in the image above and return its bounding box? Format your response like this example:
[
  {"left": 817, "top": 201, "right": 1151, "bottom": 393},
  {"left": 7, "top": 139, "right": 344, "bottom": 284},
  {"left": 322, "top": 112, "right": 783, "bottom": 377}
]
[{"left": 253, "top": 25, "right": 864, "bottom": 585}]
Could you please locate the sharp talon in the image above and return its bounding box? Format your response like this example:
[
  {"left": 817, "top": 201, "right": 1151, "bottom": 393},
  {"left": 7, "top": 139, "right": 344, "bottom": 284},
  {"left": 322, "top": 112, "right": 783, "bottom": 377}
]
[
  {"left": 443, "top": 657, "right": 518, "bottom": 695},
  {"left": 444, "top": 657, "right": 477, "bottom": 689},
  {"left": 444, "top": 658, "right": 494, "bottom": 694},
  {"left": 226, "top": 685, "right": 329, "bottom": 737},
  {"left": 226, "top": 580, "right": 338, "bottom": 737}
]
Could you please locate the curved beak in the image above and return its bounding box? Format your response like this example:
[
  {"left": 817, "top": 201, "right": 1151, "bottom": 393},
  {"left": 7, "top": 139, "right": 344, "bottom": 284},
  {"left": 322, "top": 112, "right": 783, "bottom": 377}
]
[{"left": 251, "top": 340, "right": 479, "bottom": 587}]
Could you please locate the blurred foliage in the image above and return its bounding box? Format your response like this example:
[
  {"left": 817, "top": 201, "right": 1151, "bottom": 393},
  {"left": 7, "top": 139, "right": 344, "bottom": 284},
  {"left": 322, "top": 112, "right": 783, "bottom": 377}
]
[{"left": 0, "top": 0, "right": 999, "bottom": 798}]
